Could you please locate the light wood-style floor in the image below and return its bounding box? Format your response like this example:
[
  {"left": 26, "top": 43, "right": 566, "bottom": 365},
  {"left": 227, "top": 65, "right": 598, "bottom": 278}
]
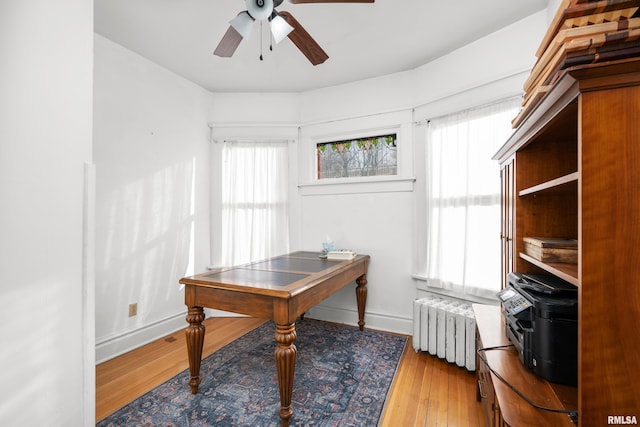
[{"left": 97, "top": 317, "right": 485, "bottom": 426}]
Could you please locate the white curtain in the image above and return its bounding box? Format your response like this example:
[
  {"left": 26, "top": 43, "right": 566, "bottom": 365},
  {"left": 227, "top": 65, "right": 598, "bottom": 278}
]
[
  {"left": 424, "top": 98, "right": 519, "bottom": 299},
  {"left": 221, "top": 140, "right": 290, "bottom": 267}
]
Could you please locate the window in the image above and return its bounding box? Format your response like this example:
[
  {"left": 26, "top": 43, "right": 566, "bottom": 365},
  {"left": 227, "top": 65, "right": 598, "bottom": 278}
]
[
  {"left": 220, "top": 140, "right": 289, "bottom": 267},
  {"left": 422, "top": 98, "right": 519, "bottom": 299},
  {"left": 316, "top": 133, "right": 397, "bottom": 179}
]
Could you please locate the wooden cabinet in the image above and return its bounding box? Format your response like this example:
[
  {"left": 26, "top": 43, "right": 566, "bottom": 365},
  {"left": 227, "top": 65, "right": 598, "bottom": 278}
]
[
  {"left": 476, "top": 327, "right": 501, "bottom": 427},
  {"left": 474, "top": 304, "right": 576, "bottom": 427},
  {"left": 493, "top": 60, "right": 640, "bottom": 426},
  {"left": 499, "top": 157, "right": 515, "bottom": 290}
]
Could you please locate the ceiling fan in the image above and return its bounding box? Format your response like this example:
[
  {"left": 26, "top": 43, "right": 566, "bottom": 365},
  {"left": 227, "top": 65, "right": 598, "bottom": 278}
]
[{"left": 214, "top": 0, "right": 374, "bottom": 65}]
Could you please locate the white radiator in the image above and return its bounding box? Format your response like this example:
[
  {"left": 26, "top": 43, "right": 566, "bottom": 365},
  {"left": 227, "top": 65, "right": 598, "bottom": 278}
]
[{"left": 412, "top": 296, "right": 476, "bottom": 371}]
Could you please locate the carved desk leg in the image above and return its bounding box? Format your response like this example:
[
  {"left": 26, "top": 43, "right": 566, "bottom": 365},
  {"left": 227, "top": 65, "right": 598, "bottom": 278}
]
[
  {"left": 185, "top": 306, "right": 205, "bottom": 394},
  {"left": 275, "top": 323, "right": 297, "bottom": 427},
  {"left": 356, "top": 274, "right": 368, "bottom": 331}
]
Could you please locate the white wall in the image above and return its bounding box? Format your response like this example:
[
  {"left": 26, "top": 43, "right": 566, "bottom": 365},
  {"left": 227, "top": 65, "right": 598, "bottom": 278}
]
[
  {"left": 209, "top": 92, "right": 302, "bottom": 126},
  {"left": 93, "top": 35, "right": 214, "bottom": 362},
  {"left": 300, "top": 70, "right": 415, "bottom": 125},
  {"left": 0, "top": 1, "right": 94, "bottom": 426},
  {"left": 411, "top": 12, "right": 545, "bottom": 115}
]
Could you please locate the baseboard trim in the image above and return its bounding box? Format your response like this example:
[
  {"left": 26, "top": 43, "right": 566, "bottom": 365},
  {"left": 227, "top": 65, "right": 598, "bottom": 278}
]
[
  {"left": 95, "top": 309, "right": 247, "bottom": 364},
  {"left": 96, "top": 312, "right": 187, "bottom": 364},
  {"left": 96, "top": 306, "right": 410, "bottom": 364},
  {"left": 305, "top": 304, "right": 413, "bottom": 336}
]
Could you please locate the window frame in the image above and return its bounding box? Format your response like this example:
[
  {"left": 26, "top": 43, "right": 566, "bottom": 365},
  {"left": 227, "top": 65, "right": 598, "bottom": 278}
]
[
  {"left": 299, "top": 122, "right": 414, "bottom": 196},
  {"left": 414, "top": 97, "right": 521, "bottom": 301}
]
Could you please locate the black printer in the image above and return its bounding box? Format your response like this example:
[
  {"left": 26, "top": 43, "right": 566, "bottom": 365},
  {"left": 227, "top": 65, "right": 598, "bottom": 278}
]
[{"left": 497, "top": 272, "right": 578, "bottom": 386}]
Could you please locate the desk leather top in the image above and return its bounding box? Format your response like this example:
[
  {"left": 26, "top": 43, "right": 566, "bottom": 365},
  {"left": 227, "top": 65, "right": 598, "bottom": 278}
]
[{"left": 180, "top": 251, "right": 368, "bottom": 295}]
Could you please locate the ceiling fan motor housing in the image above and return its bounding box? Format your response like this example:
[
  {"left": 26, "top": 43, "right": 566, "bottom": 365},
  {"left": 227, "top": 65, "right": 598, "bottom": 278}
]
[
  {"left": 218, "top": 0, "right": 367, "bottom": 64},
  {"left": 246, "top": 0, "right": 274, "bottom": 20}
]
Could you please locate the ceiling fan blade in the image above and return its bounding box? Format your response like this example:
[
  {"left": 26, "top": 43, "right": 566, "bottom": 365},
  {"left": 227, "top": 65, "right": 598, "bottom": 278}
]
[
  {"left": 289, "top": 0, "right": 374, "bottom": 3},
  {"left": 278, "top": 11, "right": 329, "bottom": 65},
  {"left": 213, "top": 26, "right": 243, "bottom": 57}
]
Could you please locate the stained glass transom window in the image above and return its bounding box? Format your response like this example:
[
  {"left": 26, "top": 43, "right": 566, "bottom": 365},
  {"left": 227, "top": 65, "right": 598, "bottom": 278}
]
[{"left": 316, "top": 133, "right": 397, "bottom": 179}]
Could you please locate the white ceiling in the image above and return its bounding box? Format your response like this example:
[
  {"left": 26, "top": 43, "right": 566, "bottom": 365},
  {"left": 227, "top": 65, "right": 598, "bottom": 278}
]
[{"left": 94, "top": 0, "right": 548, "bottom": 93}]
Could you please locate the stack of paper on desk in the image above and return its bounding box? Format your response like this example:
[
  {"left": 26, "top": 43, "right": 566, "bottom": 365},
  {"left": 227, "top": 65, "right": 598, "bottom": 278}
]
[{"left": 326, "top": 250, "right": 357, "bottom": 260}]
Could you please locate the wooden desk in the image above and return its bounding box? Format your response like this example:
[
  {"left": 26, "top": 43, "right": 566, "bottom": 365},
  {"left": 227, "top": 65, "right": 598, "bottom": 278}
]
[
  {"left": 180, "top": 251, "right": 370, "bottom": 427},
  {"left": 473, "top": 304, "right": 577, "bottom": 426}
]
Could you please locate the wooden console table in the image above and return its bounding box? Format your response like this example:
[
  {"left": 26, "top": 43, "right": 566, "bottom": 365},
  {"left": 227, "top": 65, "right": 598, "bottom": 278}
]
[{"left": 180, "top": 251, "right": 370, "bottom": 427}]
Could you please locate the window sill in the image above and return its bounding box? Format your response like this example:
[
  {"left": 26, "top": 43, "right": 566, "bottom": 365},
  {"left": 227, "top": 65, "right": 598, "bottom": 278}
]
[
  {"left": 298, "top": 176, "right": 415, "bottom": 196},
  {"left": 413, "top": 274, "right": 500, "bottom": 304}
]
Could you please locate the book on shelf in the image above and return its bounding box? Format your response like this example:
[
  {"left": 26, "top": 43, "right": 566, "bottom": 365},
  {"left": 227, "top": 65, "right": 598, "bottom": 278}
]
[{"left": 523, "top": 237, "right": 577, "bottom": 264}]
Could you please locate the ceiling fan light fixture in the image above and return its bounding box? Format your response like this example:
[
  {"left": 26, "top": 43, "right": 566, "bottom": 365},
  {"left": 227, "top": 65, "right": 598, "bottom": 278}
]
[
  {"left": 270, "top": 14, "right": 294, "bottom": 44},
  {"left": 245, "top": 0, "right": 274, "bottom": 21},
  {"left": 229, "top": 12, "right": 255, "bottom": 39}
]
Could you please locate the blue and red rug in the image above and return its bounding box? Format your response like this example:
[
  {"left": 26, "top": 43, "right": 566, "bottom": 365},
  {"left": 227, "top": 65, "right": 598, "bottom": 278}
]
[{"left": 97, "top": 319, "right": 407, "bottom": 426}]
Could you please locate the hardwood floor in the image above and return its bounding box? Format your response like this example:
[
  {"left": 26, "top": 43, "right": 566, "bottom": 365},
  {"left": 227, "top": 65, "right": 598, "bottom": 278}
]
[
  {"left": 95, "top": 316, "right": 267, "bottom": 421},
  {"left": 96, "top": 317, "right": 485, "bottom": 426},
  {"left": 380, "top": 334, "right": 485, "bottom": 426}
]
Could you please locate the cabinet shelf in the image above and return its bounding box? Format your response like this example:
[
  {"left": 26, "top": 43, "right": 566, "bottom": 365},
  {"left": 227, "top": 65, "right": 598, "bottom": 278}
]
[
  {"left": 519, "top": 252, "right": 578, "bottom": 286},
  {"left": 518, "top": 172, "right": 578, "bottom": 197}
]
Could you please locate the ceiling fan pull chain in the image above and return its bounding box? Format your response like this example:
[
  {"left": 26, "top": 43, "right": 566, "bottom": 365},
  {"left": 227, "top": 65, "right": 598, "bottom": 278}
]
[{"left": 260, "top": 20, "right": 264, "bottom": 61}]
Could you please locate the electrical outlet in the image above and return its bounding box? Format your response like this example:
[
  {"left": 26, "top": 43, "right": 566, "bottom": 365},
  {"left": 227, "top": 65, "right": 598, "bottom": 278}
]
[{"left": 128, "top": 303, "right": 138, "bottom": 317}]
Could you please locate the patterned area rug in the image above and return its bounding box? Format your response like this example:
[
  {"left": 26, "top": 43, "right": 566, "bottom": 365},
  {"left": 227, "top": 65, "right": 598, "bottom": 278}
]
[{"left": 97, "top": 319, "right": 407, "bottom": 427}]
